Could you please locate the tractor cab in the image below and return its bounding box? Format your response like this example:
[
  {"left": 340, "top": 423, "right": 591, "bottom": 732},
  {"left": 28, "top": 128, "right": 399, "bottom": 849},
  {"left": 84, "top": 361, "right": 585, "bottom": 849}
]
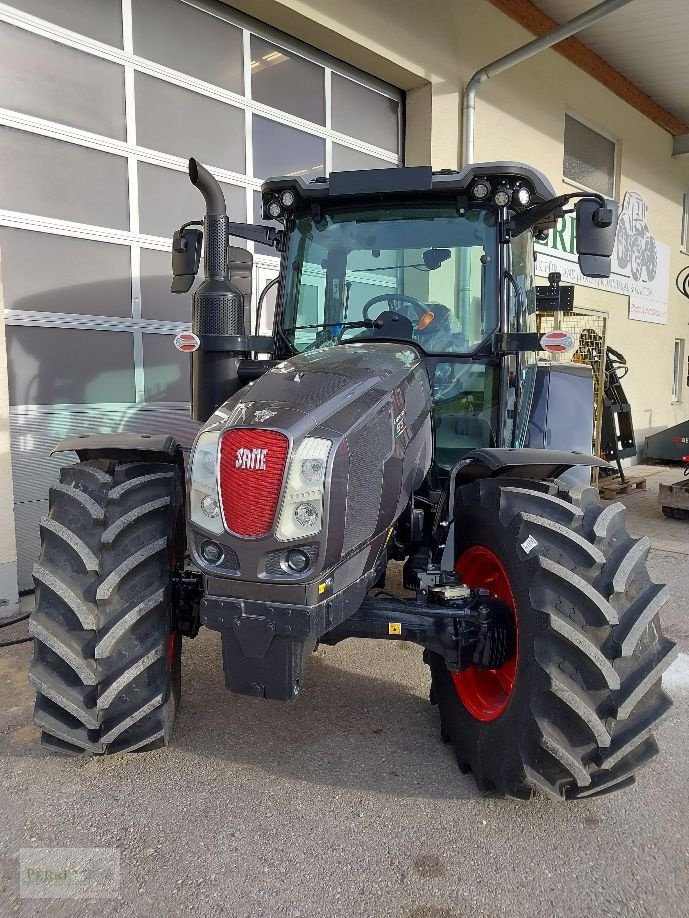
[{"left": 261, "top": 163, "right": 617, "bottom": 473}]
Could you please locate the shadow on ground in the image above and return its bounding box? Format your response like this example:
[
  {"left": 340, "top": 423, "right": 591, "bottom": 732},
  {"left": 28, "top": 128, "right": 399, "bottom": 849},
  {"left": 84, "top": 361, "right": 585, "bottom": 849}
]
[
  {"left": 0, "top": 630, "right": 477, "bottom": 800},
  {"left": 173, "top": 631, "right": 475, "bottom": 800}
]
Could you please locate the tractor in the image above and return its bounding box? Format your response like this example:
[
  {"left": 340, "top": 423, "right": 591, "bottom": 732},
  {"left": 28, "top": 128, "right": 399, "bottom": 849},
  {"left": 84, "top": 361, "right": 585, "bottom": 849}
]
[
  {"left": 616, "top": 190, "right": 658, "bottom": 283},
  {"left": 28, "top": 159, "right": 675, "bottom": 801}
]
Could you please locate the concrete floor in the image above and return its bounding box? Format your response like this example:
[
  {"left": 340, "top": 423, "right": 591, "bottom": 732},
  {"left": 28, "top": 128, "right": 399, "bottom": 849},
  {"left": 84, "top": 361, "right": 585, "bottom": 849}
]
[{"left": 1, "top": 469, "right": 688, "bottom": 917}]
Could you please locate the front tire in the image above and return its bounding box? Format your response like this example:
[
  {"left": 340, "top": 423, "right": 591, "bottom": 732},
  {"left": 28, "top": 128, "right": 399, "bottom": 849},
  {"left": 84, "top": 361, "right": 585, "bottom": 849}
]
[
  {"left": 29, "top": 459, "right": 183, "bottom": 756},
  {"left": 427, "top": 478, "right": 675, "bottom": 800}
]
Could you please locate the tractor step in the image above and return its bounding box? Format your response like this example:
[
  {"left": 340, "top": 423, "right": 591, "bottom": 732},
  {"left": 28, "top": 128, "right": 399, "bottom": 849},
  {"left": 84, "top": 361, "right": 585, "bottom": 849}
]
[{"left": 598, "top": 475, "right": 647, "bottom": 500}]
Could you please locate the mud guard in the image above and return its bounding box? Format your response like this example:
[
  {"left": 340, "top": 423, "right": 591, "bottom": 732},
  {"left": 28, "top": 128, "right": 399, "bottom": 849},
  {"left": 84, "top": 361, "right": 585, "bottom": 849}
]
[
  {"left": 441, "top": 448, "right": 610, "bottom": 570},
  {"left": 51, "top": 433, "right": 184, "bottom": 467},
  {"left": 451, "top": 447, "right": 610, "bottom": 482}
]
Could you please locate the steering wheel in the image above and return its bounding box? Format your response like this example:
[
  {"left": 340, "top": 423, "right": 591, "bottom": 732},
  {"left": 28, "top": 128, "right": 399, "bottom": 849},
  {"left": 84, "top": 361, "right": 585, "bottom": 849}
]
[{"left": 362, "top": 292, "right": 429, "bottom": 324}]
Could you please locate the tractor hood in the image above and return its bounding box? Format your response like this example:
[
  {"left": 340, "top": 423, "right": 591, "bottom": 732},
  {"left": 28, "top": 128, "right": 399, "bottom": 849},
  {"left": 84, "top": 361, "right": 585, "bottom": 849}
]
[{"left": 188, "top": 342, "right": 433, "bottom": 604}]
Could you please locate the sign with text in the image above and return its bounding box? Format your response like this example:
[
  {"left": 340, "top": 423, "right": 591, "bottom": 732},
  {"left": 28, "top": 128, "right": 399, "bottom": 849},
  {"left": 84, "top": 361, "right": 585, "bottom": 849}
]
[{"left": 535, "top": 190, "right": 670, "bottom": 324}]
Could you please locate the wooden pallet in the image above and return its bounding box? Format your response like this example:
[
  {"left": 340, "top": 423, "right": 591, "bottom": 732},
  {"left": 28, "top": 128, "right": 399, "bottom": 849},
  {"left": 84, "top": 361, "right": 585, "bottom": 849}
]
[{"left": 598, "top": 475, "right": 647, "bottom": 500}]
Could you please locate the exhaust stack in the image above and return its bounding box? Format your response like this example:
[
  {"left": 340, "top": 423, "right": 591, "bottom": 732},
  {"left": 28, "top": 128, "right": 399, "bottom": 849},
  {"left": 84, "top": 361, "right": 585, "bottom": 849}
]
[{"left": 188, "top": 158, "right": 247, "bottom": 422}]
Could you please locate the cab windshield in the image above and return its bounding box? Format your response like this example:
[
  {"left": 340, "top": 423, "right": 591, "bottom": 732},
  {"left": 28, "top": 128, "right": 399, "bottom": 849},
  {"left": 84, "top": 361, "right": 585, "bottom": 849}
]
[{"left": 281, "top": 204, "right": 498, "bottom": 354}]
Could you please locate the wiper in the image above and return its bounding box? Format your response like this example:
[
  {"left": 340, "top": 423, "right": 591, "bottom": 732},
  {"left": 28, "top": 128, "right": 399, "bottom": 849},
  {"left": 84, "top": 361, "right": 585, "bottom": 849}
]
[{"left": 283, "top": 319, "right": 383, "bottom": 332}]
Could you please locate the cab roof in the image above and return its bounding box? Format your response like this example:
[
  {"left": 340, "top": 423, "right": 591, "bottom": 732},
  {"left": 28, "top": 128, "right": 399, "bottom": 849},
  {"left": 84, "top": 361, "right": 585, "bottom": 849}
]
[{"left": 261, "top": 161, "right": 557, "bottom": 212}]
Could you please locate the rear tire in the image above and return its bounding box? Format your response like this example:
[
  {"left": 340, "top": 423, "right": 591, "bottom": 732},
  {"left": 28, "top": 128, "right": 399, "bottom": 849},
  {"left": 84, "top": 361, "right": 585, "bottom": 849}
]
[
  {"left": 29, "top": 459, "right": 183, "bottom": 756},
  {"left": 427, "top": 478, "right": 675, "bottom": 800}
]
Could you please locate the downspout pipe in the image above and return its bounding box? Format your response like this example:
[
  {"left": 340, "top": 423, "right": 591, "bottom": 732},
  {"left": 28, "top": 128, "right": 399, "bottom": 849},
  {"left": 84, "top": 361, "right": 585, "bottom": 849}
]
[{"left": 461, "top": 0, "right": 636, "bottom": 165}]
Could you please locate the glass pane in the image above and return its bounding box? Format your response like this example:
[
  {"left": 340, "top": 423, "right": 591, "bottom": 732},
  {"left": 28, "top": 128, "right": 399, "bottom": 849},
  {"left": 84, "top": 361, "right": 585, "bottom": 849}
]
[
  {"left": 143, "top": 333, "right": 190, "bottom": 403},
  {"left": 0, "top": 24, "right": 125, "bottom": 139},
  {"left": 0, "top": 128, "right": 129, "bottom": 228},
  {"left": 9, "top": 0, "right": 123, "bottom": 47},
  {"left": 250, "top": 35, "right": 324, "bottom": 124},
  {"left": 138, "top": 163, "right": 245, "bottom": 238},
  {"left": 282, "top": 205, "right": 498, "bottom": 354},
  {"left": 132, "top": 0, "right": 242, "bottom": 93},
  {"left": 135, "top": 73, "right": 244, "bottom": 172},
  {"left": 252, "top": 116, "right": 325, "bottom": 181},
  {"left": 140, "top": 247, "right": 194, "bottom": 323},
  {"left": 564, "top": 115, "right": 615, "bottom": 197},
  {"left": 673, "top": 340, "right": 682, "bottom": 401},
  {"left": 0, "top": 229, "right": 131, "bottom": 317},
  {"left": 6, "top": 326, "right": 135, "bottom": 405},
  {"left": 331, "top": 74, "right": 399, "bottom": 153},
  {"left": 433, "top": 362, "right": 499, "bottom": 470},
  {"left": 332, "top": 144, "right": 396, "bottom": 172}
]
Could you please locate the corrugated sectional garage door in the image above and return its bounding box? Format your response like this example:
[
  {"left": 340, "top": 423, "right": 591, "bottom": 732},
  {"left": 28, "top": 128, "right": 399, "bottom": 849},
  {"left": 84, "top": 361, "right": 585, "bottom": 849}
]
[{"left": 0, "top": 0, "right": 403, "bottom": 588}]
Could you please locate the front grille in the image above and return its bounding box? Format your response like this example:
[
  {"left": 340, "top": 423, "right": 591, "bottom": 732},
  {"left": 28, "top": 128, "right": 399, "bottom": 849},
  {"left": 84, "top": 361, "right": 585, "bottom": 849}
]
[
  {"left": 342, "top": 407, "right": 393, "bottom": 555},
  {"left": 219, "top": 428, "right": 289, "bottom": 537}
]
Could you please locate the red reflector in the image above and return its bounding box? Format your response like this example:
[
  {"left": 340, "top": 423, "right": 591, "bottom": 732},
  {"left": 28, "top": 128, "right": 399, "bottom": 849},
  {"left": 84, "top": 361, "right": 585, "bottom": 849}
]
[
  {"left": 219, "top": 429, "right": 289, "bottom": 537},
  {"left": 540, "top": 330, "right": 574, "bottom": 353}
]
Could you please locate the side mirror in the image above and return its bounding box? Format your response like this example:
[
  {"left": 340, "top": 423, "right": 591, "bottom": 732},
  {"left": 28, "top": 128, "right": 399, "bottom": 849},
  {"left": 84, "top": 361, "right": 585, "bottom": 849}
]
[
  {"left": 575, "top": 198, "right": 618, "bottom": 278},
  {"left": 171, "top": 227, "right": 203, "bottom": 293}
]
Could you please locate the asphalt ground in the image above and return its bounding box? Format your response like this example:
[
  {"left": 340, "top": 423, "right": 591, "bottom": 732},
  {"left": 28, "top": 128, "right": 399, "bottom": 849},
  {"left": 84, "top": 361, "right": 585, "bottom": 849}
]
[{"left": 1, "top": 470, "right": 688, "bottom": 917}]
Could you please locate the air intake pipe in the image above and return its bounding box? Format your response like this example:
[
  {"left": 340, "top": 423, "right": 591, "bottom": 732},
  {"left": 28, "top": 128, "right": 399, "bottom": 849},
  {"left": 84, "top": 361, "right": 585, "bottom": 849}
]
[{"left": 188, "top": 158, "right": 247, "bottom": 422}]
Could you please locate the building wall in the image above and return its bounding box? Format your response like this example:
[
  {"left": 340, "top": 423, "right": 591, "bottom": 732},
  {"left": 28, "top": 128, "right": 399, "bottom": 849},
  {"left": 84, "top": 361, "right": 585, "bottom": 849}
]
[{"left": 227, "top": 0, "right": 689, "bottom": 446}]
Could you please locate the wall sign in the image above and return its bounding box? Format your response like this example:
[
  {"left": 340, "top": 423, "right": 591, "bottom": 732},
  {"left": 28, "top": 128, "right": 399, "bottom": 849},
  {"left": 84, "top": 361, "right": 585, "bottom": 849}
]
[{"left": 535, "top": 190, "right": 670, "bottom": 324}]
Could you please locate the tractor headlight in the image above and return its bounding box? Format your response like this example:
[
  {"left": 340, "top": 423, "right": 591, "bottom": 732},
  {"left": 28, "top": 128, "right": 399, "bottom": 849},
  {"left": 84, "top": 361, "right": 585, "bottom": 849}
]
[
  {"left": 189, "top": 430, "right": 224, "bottom": 534},
  {"left": 516, "top": 186, "right": 531, "bottom": 206},
  {"left": 276, "top": 437, "right": 331, "bottom": 541},
  {"left": 471, "top": 180, "right": 491, "bottom": 200},
  {"left": 494, "top": 187, "right": 511, "bottom": 207},
  {"left": 279, "top": 189, "right": 296, "bottom": 209},
  {"left": 267, "top": 199, "right": 282, "bottom": 219}
]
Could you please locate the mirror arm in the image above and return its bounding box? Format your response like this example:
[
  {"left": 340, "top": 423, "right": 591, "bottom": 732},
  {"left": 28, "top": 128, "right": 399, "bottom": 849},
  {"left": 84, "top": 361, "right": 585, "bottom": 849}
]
[
  {"left": 511, "top": 190, "right": 610, "bottom": 236},
  {"left": 227, "top": 222, "right": 284, "bottom": 250}
]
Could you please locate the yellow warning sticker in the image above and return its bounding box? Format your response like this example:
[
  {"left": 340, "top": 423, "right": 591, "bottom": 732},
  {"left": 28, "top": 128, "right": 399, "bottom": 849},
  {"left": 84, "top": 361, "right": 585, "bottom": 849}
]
[
  {"left": 318, "top": 583, "right": 326, "bottom": 595},
  {"left": 388, "top": 622, "right": 402, "bottom": 635}
]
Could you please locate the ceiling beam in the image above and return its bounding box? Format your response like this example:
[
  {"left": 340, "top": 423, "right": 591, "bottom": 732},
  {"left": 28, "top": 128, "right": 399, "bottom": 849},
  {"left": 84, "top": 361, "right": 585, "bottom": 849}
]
[{"left": 486, "top": 0, "right": 689, "bottom": 137}]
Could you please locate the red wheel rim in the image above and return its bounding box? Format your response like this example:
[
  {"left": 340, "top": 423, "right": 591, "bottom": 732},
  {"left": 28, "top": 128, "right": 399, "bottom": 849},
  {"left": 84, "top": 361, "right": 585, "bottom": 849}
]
[{"left": 452, "top": 546, "right": 518, "bottom": 721}]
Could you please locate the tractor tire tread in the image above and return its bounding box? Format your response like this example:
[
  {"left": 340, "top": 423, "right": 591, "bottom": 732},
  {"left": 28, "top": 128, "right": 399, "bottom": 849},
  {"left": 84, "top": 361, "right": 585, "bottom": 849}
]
[
  {"left": 29, "top": 460, "right": 182, "bottom": 757},
  {"left": 428, "top": 479, "right": 674, "bottom": 800}
]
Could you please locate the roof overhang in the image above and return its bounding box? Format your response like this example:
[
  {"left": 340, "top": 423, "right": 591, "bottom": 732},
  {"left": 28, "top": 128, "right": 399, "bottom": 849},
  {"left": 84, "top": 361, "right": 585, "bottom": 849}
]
[{"left": 488, "top": 0, "right": 689, "bottom": 154}]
